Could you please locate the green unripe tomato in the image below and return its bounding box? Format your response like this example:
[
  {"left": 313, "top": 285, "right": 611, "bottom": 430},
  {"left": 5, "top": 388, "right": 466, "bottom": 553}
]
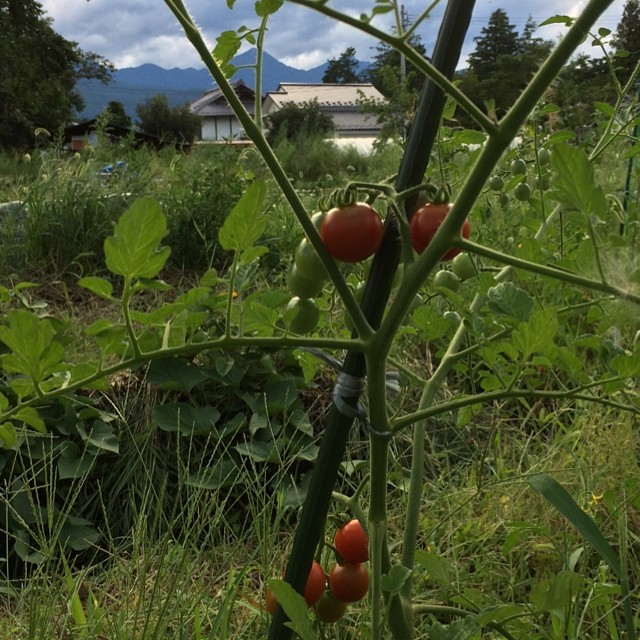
[
  {"left": 310, "top": 211, "right": 325, "bottom": 232},
  {"left": 433, "top": 269, "right": 460, "bottom": 292},
  {"left": 287, "top": 264, "right": 324, "bottom": 298},
  {"left": 510, "top": 159, "right": 527, "bottom": 176},
  {"left": 294, "top": 238, "right": 328, "bottom": 282},
  {"left": 488, "top": 175, "right": 504, "bottom": 191},
  {"left": 286, "top": 296, "right": 320, "bottom": 334},
  {"left": 537, "top": 148, "right": 552, "bottom": 165},
  {"left": 514, "top": 182, "right": 532, "bottom": 202},
  {"left": 499, "top": 193, "right": 510, "bottom": 207},
  {"left": 315, "top": 592, "right": 348, "bottom": 623},
  {"left": 451, "top": 253, "right": 477, "bottom": 280},
  {"left": 443, "top": 310, "right": 462, "bottom": 324}
]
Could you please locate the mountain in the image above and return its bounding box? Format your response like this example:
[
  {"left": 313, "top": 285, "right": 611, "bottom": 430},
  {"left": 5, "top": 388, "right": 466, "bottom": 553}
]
[{"left": 74, "top": 50, "right": 336, "bottom": 121}]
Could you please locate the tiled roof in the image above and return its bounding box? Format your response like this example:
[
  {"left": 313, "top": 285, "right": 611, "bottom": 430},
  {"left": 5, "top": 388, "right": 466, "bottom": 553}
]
[{"left": 264, "top": 83, "right": 385, "bottom": 110}]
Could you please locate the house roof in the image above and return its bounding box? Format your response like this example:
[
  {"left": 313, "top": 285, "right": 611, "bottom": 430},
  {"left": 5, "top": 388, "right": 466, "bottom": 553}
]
[
  {"left": 190, "top": 79, "right": 256, "bottom": 116},
  {"left": 263, "top": 83, "right": 385, "bottom": 111}
]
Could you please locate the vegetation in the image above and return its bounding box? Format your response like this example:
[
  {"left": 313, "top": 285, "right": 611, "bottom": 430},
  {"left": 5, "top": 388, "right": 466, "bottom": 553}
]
[
  {"left": 0, "top": 1, "right": 639, "bottom": 640},
  {"left": 0, "top": 0, "right": 112, "bottom": 150},
  {"left": 135, "top": 94, "right": 202, "bottom": 145},
  {"left": 264, "top": 100, "right": 335, "bottom": 145}
]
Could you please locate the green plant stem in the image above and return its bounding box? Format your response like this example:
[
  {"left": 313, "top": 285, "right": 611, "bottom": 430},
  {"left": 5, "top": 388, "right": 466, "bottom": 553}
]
[
  {"left": 0, "top": 334, "right": 363, "bottom": 425},
  {"left": 456, "top": 238, "right": 640, "bottom": 305},
  {"left": 121, "top": 281, "right": 142, "bottom": 359},
  {"left": 368, "top": 434, "right": 390, "bottom": 640},
  {"left": 162, "top": 0, "right": 372, "bottom": 340},
  {"left": 391, "top": 384, "right": 640, "bottom": 433},
  {"left": 412, "top": 603, "right": 521, "bottom": 640}
]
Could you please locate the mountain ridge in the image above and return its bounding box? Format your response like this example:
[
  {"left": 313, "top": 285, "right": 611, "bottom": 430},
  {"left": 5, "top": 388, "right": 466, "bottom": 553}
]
[{"left": 74, "top": 49, "right": 363, "bottom": 121}]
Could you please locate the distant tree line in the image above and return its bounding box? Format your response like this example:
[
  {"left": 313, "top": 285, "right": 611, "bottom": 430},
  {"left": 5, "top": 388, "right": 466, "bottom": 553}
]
[
  {"left": 0, "top": 0, "right": 201, "bottom": 150},
  {"left": 322, "top": 1, "right": 640, "bottom": 140}
]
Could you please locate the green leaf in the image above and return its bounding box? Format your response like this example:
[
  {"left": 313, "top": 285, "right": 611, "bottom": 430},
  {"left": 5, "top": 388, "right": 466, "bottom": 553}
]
[
  {"left": 486, "top": 282, "right": 534, "bottom": 322},
  {"left": 550, "top": 143, "right": 609, "bottom": 219},
  {"left": 268, "top": 580, "right": 319, "bottom": 640},
  {"left": 78, "top": 276, "right": 114, "bottom": 300},
  {"left": 530, "top": 570, "right": 583, "bottom": 612},
  {"left": 104, "top": 198, "right": 170, "bottom": 280},
  {"left": 13, "top": 407, "right": 45, "bottom": 433},
  {"left": 212, "top": 31, "right": 241, "bottom": 77},
  {"left": 0, "top": 424, "right": 17, "bottom": 449},
  {"left": 152, "top": 403, "right": 221, "bottom": 436},
  {"left": 58, "top": 442, "right": 96, "bottom": 479},
  {"left": 0, "top": 311, "right": 64, "bottom": 384},
  {"left": 511, "top": 310, "right": 558, "bottom": 358},
  {"left": 255, "top": 0, "right": 284, "bottom": 17},
  {"left": 381, "top": 565, "right": 412, "bottom": 596},
  {"left": 415, "top": 551, "right": 451, "bottom": 587},
  {"left": 85, "top": 421, "right": 119, "bottom": 454},
  {"left": 187, "top": 458, "right": 241, "bottom": 489},
  {"left": 147, "top": 358, "right": 210, "bottom": 392},
  {"left": 528, "top": 473, "right": 622, "bottom": 577},
  {"left": 593, "top": 101, "right": 616, "bottom": 118},
  {"left": 539, "top": 15, "right": 573, "bottom": 27},
  {"left": 429, "top": 617, "right": 481, "bottom": 640},
  {"left": 218, "top": 182, "right": 268, "bottom": 252}
]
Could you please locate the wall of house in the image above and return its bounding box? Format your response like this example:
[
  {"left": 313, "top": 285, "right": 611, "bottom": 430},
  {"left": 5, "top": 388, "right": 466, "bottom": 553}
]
[{"left": 201, "top": 116, "right": 244, "bottom": 142}]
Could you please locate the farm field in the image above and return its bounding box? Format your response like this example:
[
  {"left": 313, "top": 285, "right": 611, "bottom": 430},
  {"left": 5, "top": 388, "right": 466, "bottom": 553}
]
[{"left": 1, "top": 1, "right": 639, "bottom": 639}]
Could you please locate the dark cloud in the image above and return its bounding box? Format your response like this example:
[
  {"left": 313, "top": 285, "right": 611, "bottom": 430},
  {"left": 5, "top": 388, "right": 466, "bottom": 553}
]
[{"left": 42, "top": 0, "right": 627, "bottom": 70}]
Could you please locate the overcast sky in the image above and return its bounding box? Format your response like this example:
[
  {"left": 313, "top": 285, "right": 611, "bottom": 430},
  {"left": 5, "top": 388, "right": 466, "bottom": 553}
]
[{"left": 39, "top": 0, "right": 628, "bottom": 71}]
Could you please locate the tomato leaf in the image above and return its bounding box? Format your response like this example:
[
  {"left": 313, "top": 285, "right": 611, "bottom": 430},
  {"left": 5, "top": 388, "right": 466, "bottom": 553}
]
[
  {"left": 268, "top": 580, "right": 319, "bottom": 640},
  {"left": 549, "top": 143, "right": 608, "bottom": 220},
  {"left": 486, "top": 282, "right": 534, "bottom": 322},
  {"left": 78, "top": 276, "right": 114, "bottom": 300},
  {"left": 255, "top": 0, "right": 284, "bottom": 17},
  {"left": 219, "top": 181, "right": 268, "bottom": 252},
  {"left": 104, "top": 198, "right": 170, "bottom": 281}
]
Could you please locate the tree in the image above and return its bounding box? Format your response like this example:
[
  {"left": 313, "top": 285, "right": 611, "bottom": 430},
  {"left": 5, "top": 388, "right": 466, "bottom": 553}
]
[
  {"left": 323, "top": 47, "right": 363, "bottom": 84},
  {"left": 611, "top": 0, "right": 640, "bottom": 85},
  {"left": 135, "top": 94, "right": 201, "bottom": 144},
  {"left": 459, "top": 11, "right": 554, "bottom": 120},
  {"left": 99, "top": 101, "right": 132, "bottom": 129},
  {"left": 363, "top": 7, "right": 428, "bottom": 140},
  {"left": 467, "top": 9, "right": 520, "bottom": 81},
  {"left": 0, "top": 0, "right": 113, "bottom": 149},
  {"left": 264, "top": 100, "right": 334, "bottom": 144}
]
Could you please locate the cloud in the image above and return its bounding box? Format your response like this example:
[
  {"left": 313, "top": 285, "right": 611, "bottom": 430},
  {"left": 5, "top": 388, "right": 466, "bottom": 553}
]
[{"left": 41, "top": 0, "right": 627, "bottom": 70}]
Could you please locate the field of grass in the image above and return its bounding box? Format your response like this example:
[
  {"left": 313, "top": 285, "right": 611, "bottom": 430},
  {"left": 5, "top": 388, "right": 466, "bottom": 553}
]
[{"left": 0, "top": 105, "right": 639, "bottom": 640}]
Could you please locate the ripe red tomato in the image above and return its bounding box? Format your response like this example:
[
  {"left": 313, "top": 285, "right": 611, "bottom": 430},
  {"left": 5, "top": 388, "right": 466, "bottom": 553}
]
[
  {"left": 320, "top": 203, "right": 383, "bottom": 263},
  {"left": 409, "top": 203, "right": 470, "bottom": 261},
  {"left": 328, "top": 563, "right": 369, "bottom": 603},
  {"left": 265, "top": 560, "right": 326, "bottom": 614},
  {"left": 334, "top": 519, "right": 368, "bottom": 564},
  {"left": 315, "top": 592, "right": 348, "bottom": 623}
]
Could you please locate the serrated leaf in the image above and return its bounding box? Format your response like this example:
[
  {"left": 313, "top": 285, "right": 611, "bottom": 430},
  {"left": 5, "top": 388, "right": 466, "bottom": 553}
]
[
  {"left": 380, "top": 565, "right": 412, "bottom": 596},
  {"left": 104, "top": 198, "right": 170, "bottom": 280},
  {"left": 268, "top": 580, "right": 318, "bottom": 640},
  {"left": 486, "top": 282, "right": 534, "bottom": 322},
  {"left": 415, "top": 551, "right": 452, "bottom": 587},
  {"left": 511, "top": 310, "right": 558, "bottom": 358},
  {"left": 0, "top": 424, "right": 17, "bottom": 449},
  {"left": 213, "top": 30, "right": 242, "bottom": 77},
  {"left": 255, "top": 0, "right": 284, "bottom": 17},
  {"left": 78, "top": 276, "right": 114, "bottom": 300},
  {"left": 593, "top": 101, "right": 616, "bottom": 118},
  {"left": 152, "top": 403, "right": 221, "bottom": 436},
  {"left": 0, "top": 311, "right": 64, "bottom": 384},
  {"left": 539, "top": 15, "right": 573, "bottom": 27},
  {"left": 219, "top": 181, "right": 268, "bottom": 252},
  {"left": 13, "top": 407, "right": 45, "bottom": 433},
  {"left": 550, "top": 143, "right": 608, "bottom": 219}
]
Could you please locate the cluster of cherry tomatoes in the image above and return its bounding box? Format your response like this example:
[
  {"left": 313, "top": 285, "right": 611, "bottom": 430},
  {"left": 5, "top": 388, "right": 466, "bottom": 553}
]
[
  {"left": 265, "top": 518, "right": 370, "bottom": 624},
  {"left": 284, "top": 198, "right": 471, "bottom": 334}
]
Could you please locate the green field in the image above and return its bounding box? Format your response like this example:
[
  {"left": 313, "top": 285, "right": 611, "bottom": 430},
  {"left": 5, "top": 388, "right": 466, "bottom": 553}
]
[{"left": 1, "top": 0, "right": 640, "bottom": 639}]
